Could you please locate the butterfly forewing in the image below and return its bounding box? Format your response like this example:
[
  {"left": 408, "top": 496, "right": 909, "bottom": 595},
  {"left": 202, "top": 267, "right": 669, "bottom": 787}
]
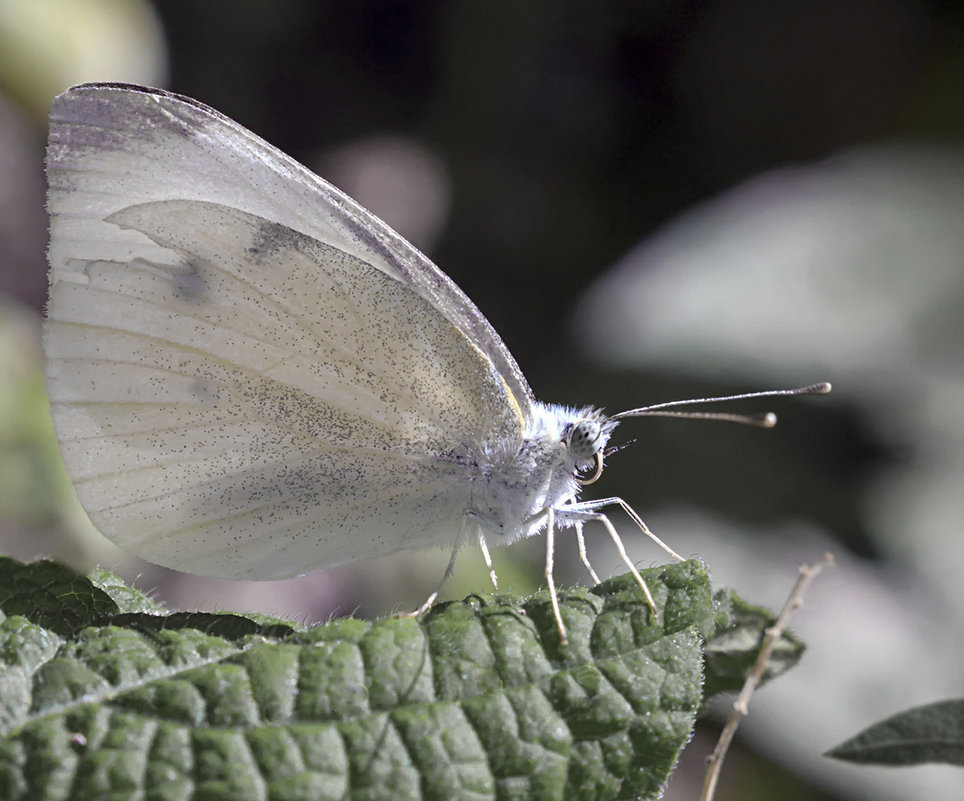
[{"left": 46, "top": 83, "right": 535, "bottom": 414}]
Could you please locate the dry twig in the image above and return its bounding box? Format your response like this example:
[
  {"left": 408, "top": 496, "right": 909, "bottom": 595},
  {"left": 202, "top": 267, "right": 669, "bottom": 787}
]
[{"left": 700, "top": 552, "right": 836, "bottom": 801}]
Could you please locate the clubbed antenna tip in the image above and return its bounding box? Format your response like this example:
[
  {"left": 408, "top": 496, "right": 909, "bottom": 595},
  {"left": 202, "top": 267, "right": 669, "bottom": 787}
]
[{"left": 611, "top": 382, "right": 831, "bottom": 427}]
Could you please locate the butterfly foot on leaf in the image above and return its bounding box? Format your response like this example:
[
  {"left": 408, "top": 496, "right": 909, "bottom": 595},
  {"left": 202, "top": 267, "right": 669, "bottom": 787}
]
[{"left": 398, "top": 590, "right": 439, "bottom": 620}]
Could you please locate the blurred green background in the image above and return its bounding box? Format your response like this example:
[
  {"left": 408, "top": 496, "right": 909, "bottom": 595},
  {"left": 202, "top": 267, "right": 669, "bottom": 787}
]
[{"left": 2, "top": 1, "right": 964, "bottom": 799}]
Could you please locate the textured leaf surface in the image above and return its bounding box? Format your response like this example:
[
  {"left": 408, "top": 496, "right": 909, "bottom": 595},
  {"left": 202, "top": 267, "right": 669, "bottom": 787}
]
[
  {"left": 701, "top": 589, "right": 805, "bottom": 699},
  {"left": 826, "top": 699, "right": 964, "bottom": 767},
  {"left": 0, "top": 557, "right": 714, "bottom": 801}
]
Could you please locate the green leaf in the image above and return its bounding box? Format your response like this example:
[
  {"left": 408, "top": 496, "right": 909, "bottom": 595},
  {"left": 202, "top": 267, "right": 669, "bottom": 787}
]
[
  {"left": 0, "top": 558, "right": 120, "bottom": 637},
  {"left": 826, "top": 699, "right": 964, "bottom": 767},
  {"left": 702, "top": 589, "right": 805, "bottom": 699},
  {"left": 0, "top": 557, "right": 714, "bottom": 801},
  {"left": 87, "top": 567, "right": 168, "bottom": 615}
]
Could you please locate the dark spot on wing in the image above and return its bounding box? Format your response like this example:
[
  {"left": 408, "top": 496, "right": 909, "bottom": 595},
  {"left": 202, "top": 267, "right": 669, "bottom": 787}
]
[
  {"left": 169, "top": 259, "right": 208, "bottom": 301},
  {"left": 246, "top": 219, "right": 308, "bottom": 265}
]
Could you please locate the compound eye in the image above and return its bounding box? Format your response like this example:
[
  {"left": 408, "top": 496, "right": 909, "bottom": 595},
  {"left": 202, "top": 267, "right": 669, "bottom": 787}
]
[{"left": 569, "top": 419, "right": 602, "bottom": 460}]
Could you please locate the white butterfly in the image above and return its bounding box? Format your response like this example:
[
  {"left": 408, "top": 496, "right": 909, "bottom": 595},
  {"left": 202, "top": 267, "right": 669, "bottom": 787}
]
[{"left": 44, "top": 83, "right": 828, "bottom": 642}]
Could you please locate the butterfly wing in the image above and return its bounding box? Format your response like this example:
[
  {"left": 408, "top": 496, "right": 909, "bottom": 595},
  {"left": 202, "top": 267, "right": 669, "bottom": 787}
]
[
  {"left": 47, "top": 82, "right": 535, "bottom": 414},
  {"left": 45, "top": 86, "right": 527, "bottom": 579}
]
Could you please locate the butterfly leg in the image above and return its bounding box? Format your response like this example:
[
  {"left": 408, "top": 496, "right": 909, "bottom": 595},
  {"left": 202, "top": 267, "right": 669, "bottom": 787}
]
[
  {"left": 574, "top": 521, "right": 602, "bottom": 584},
  {"left": 543, "top": 505, "right": 570, "bottom": 645},
  {"left": 465, "top": 510, "right": 506, "bottom": 592},
  {"left": 404, "top": 531, "right": 464, "bottom": 618},
  {"left": 467, "top": 507, "right": 570, "bottom": 642},
  {"left": 573, "top": 496, "right": 686, "bottom": 562},
  {"left": 595, "top": 511, "right": 658, "bottom": 618},
  {"left": 478, "top": 533, "right": 499, "bottom": 591},
  {"left": 498, "top": 505, "right": 568, "bottom": 643},
  {"left": 407, "top": 514, "right": 505, "bottom": 619},
  {"left": 556, "top": 496, "right": 680, "bottom": 621}
]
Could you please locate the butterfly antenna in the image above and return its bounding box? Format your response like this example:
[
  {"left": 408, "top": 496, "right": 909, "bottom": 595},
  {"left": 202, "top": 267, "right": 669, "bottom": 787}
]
[{"left": 610, "top": 382, "right": 831, "bottom": 428}]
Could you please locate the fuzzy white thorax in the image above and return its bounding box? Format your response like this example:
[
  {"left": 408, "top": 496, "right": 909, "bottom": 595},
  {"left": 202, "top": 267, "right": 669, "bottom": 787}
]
[{"left": 465, "top": 401, "right": 617, "bottom": 545}]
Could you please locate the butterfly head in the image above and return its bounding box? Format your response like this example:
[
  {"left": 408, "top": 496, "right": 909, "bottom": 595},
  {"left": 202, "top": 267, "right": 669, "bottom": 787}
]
[{"left": 563, "top": 411, "right": 618, "bottom": 487}]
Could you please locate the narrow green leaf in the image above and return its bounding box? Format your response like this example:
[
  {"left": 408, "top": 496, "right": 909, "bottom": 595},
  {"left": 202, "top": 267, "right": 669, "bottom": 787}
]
[
  {"left": 0, "top": 557, "right": 712, "bottom": 800},
  {"left": 826, "top": 699, "right": 964, "bottom": 766}
]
